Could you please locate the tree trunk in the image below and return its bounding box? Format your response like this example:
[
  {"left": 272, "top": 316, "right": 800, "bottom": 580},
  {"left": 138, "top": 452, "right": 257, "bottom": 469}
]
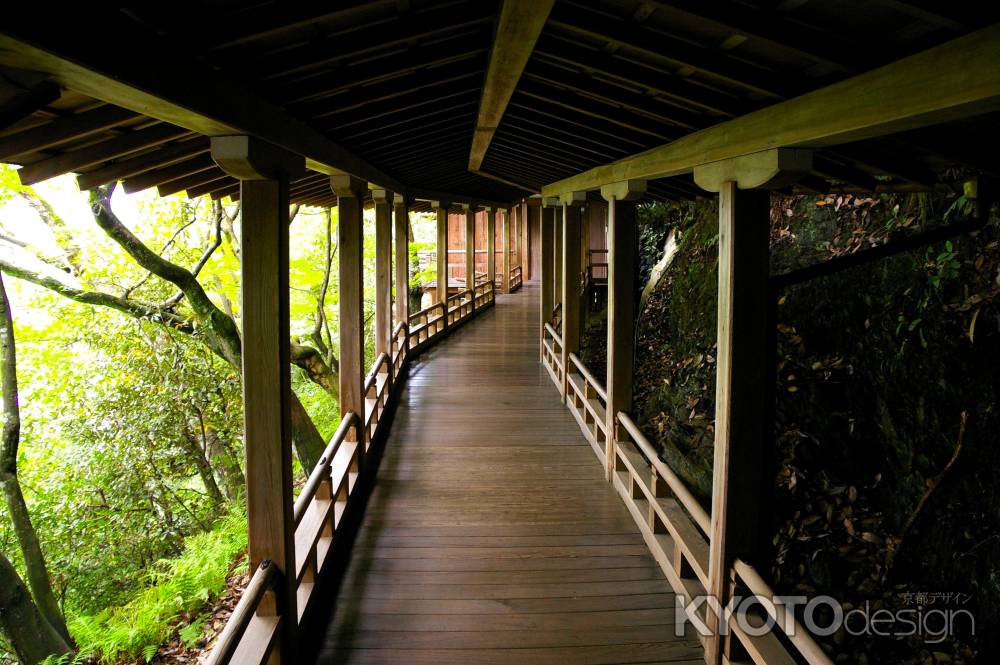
[
  {"left": 181, "top": 427, "right": 226, "bottom": 508},
  {"left": 0, "top": 553, "right": 72, "bottom": 665},
  {"left": 290, "top": 391, "right": 325, "bottom": 470},
  {"left": 204, "top": 426, "right": 245, "bottom": 501},
  {"left": 0, "top": 273, "right": 72, "bottom": 646}
]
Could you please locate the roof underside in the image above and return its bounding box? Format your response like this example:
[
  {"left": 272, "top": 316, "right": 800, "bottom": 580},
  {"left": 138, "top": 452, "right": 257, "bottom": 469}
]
[{"left": 0, "top": 0, "right": 998, "bottom": 208}]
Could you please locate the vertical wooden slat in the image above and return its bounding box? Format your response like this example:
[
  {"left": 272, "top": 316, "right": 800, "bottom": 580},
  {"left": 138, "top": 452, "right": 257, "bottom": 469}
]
[
  {"left": 373, "top": 189, "right": 392, "bottom": 357},
  {"left": 539, "top": 203, "right": 555, "bottom": 360},
  {"left": 705, "top": 182, "right": 771, "bottom": 664},
  {"left": 486, "top": 207, "right": 496, "bottom": 289},
  {"left": 393, "top": 194, "right": 409, "bottom": 330},
  {"left": 501, "top": 208, "right": 511, "bottom": 293},
  {"left": 560, "top": 193, "right": 584, "bottom": 402},
  {"left": 333, "top": 176, "right": 367, "bottom": 454},
  {"left": 601, "top": 181, "right": 644, "bottom": 480}
]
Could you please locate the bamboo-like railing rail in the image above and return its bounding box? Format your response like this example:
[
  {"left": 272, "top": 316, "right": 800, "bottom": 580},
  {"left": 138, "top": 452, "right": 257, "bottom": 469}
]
[
  {"left": 543, "top": 354, "right": 834, "bottom": 665},
  {"left": 209, "top": 277, "right": 503, "bottom": 663}
]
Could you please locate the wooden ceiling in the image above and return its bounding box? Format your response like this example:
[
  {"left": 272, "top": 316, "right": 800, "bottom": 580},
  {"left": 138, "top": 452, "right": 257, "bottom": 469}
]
[{"left": 0, "top": 0, "right": 997, "bottom": 208}]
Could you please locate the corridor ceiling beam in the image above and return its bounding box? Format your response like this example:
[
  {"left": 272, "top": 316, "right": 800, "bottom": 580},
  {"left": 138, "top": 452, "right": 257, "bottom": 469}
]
[
  {"left": 541, "top": 24, "right": 1000, "bottom": 197},
  {"left": 467, "top": 0, "right": 555, "bottom": 172}
]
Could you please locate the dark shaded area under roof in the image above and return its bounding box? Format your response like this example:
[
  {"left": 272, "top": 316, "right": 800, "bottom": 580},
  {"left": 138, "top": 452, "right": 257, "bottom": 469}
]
[{"left": 0, "top": 0, "right": 997, "bottom": 208}]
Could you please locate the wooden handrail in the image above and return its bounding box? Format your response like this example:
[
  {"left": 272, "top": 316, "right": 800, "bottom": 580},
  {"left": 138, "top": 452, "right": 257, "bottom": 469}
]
[
  {"left": 733, "top": 560, "right": 835, "bottom": 665},
  {"left": 409, "top": 302, "right": 444, "bottom": 322},
  {"left": 543, "top": 322, "right": 562, "bottom": 347},
  {"left": 392, "top": 321, "right": 406, "bottom": 338},
  {"left": 616, "top": 411, "right": 711, "bottom": 535},
  {"left": 363, "top": 353, "right": 390, "bottom": 394},
  {"left": 567, "top": 353, "right": 607, "bottom": 402},
  {"left": 206, "top": 560, "right": 277, "bottom": 665},
  {"left": 293, "top": 412, "right": 357, "bottom": 526}
]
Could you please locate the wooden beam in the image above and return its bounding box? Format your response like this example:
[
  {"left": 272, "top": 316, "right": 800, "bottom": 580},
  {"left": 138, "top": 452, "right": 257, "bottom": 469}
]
[
  {"left": 332, "top": 175, "right": 367, "bottom": 455},
  {"left": 520, "top": 200, "right": 531, "bottom": 280},
  {"left": 75, "top": 139, "right": 207, "bottom": 191},
  {"left": 542, "top": 24, "right": 1000, "bottom": 197},
  {"left": 468, "top": 0, "right": 556, "bottom": 171},
  {"left": 393, "top": 194, "right": 410, "bottom": 329},
  {"left": 0, "top": 81, "right": 59, "bottom": 130},
  {"left": 212, "top": 136, "right": 303, "bottom": 660},
  {"left": 601, "top": 180, "right": 645, "bottom": 480},
  {"left": 373, "top": 189, "right": 393, "bottom": 357},
  {"left": 0, "top": 17, "right": 405, "bottom": 192},
  {"left": 122, "top": 153, "right": 216, "bottom": 194},
  {"left": 17, "top": 123, "right": 190, "bottom": 185},
  {"left": 704, "top": 183, "right": 771, "bottom": 664},
  {"left": 0, "top": 104, "right": 137, "bottom": 162}
]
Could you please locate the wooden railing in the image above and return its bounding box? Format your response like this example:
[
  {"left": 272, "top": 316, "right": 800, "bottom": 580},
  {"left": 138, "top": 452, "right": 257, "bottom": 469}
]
[
  {"left": 407, "top": 302, "right": 445, "bottom": 348},
  {"left": 564, "top": 353, "right": 607, "bottom": 462},
  {"left": 540, "top": 323, "right": 563, "bottom": 387},
  {"left": 209, "top": 278, "right": 506, "bottom": 663},
  {"left": 542, "top": 353, "right": 833, "bottom": 665},
  {"left": 510, "top": 265, "right": 523, "bottom": 291},
  {"left": 446, "top": 289, "right": 473, "bottom": 325}
]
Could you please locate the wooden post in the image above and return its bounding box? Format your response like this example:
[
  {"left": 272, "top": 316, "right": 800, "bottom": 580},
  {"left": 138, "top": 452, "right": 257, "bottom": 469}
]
[
  {"left": 700, "top": 181, "right": 771, "bottom": 665},
  {"left": 501, "top": 208, "right": 511, "bottom": 293},
  {"left": 332, "top": 175, "right": 367, "bottom": 454},
  {"left": 553, "top": 204, "right": 563, "bottom": 310},
  {"left": 372, "top": 189, "right": 392, "bottom": 357},
  {"left": 521, "top": 200, "right": 530, "bottom": 280},
  {"left": 393, "top": 194, "right": 409, "bottom": 331},
  {"left": 464, "top": 204, "right": 476, "bottom": 307},
  {"left": 486, "top": 207, "right": 496, "bottom": 289},
  {"left": 211, "top": 136, "right": 304, "bottom": 658},
  {"left": 601, "top": 180, "right": 646, "bottom": 480},
  {"left": 539, "top": 200, "right": 555, "bottom": 360},
  {"left": 433, "top": 201, "right": 450, "bottom": 324},
  {"left": 560, "top": 191, "right": 585, "bottom": 402}
]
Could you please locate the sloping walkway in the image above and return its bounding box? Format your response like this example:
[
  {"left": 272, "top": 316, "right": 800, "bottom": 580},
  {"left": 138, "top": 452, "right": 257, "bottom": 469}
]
[{"left": 318, "top": 283, "right": 702, "bottom": 665}]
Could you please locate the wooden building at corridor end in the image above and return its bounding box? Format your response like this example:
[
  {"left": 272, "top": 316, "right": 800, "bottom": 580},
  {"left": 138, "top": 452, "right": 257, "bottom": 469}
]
[{"left": 1, "top": 1, "right": 998, "bottom": 663}]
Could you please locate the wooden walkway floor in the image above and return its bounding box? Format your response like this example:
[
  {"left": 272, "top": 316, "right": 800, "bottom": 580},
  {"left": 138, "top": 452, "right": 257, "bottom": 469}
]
[{"left": 317, "top": 283, "right": 703, "bottom": 665}]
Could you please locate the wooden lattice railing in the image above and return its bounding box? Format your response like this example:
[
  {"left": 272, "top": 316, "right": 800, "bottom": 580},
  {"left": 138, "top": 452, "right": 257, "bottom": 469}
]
[
  {"left": 208, "top": 277, "right": 502, "bottom": 664},
  {"left": 544, "top": 354, "right": 834, "bottom": 665}
]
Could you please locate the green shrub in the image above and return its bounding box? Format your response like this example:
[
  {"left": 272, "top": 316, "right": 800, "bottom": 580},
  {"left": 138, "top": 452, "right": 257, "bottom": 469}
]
[{"left": 66, "top": 509, "right": 247, "bottom": 663}]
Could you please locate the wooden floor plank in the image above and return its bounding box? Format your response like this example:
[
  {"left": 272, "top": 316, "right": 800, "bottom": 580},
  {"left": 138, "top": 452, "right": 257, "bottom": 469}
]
[{"left": 316, "top": 284, "right": 702, "bottom": 664}]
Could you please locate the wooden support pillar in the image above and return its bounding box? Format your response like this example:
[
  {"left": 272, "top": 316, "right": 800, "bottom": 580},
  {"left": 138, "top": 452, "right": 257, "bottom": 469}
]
[
  {"left": 539, "top": 200, "right": 556, "bottom": 360},
  {"left": 333, "top": 175, "right": 367, "bottom": 452},
  {"left": 433, "top": 202, "right": 450, "bottom": 320},
  {"left": 521, "top": 200, "right": 530, "bottom": 279},
  {"left": 372, "top": 189, "right": 392, "bottom": 357},
  {"left": 694, "top": 154, "right": 782, "bottom": 664},
  {"left": 486, "top": 207, "right": 496, "bottom": 289},
  {"left": 501, "top": 208, "right": 511, "bottom": 293},
  {"left": 211, "top": 136, "right": 304, "bottom": 658},
  {"left": 601, "top": 180, "right": 646, "bottom": 480},
  {"left": 560, "top": 191, "right": 585, "bottom": 402},
  {"left": 463, "top": 204, "right": 476, "bottom": 303},
  {"left": 393, "top": 194, "right": 409, "bottom": 329},
  {"left": 553, "top": 205, "right": 563, "bottom": 309}
]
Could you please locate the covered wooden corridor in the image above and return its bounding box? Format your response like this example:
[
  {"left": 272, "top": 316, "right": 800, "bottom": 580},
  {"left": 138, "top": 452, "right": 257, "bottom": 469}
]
[{"left": 317, "top": 283, "right": 701, "bottom": 665}]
